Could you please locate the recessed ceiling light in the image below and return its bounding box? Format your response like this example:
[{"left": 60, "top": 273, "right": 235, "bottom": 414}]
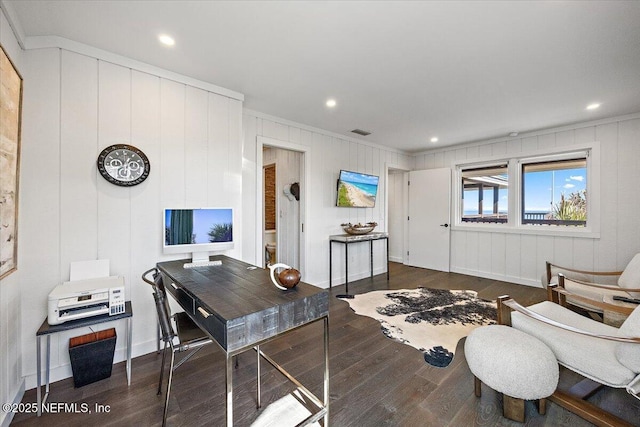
[
  {"left": 430, "top": 137, "right": 438, "bottom": 143},
  {"left": 509, "top": 132, "right": 519, "bottom": 137},
  {"left": 326, "top": 99, "right": 337, "bottom": 108},
  {"left": 586, "top": 103, "right": 601, "bottom": 110},
  {"left": 158, "top": 34, "right": 175, "bottom": 46}
]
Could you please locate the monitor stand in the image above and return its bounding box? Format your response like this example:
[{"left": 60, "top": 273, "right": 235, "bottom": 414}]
[
  {"left": 183, "top": 251, "right": 214, "bottom": 268},
  {"left": 191, "top": 251, "right": 210, "bottom": 264}
]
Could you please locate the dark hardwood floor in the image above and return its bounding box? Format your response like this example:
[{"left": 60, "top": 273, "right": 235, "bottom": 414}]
[{"left": 13, "top": 263, "right": 640, "bottom": 426}]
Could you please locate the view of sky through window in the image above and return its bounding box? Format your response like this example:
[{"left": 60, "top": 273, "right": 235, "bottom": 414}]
[{"left": 523, "top": 166, "right": 586, "bottom": 213}]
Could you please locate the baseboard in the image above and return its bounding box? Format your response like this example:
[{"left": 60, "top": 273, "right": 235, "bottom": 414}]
[
  {"left": 450, "top": 267, "right": 542, "bottom": 288},
  {"left": 1, "top": 378, "right": 25, "bottom": 427},
  {"left": 389, "top": 256, "right": 403, "bottom": 263}
]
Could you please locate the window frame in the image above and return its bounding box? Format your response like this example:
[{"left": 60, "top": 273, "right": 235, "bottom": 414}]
[
  {"left": 520, "top": 157, "right": 587, "bottom": 227},
  {"left": 452, "top": 142, "right": 600, "bottom": 238},
  {"left": 460, "top": 164, "right": 509, "bottom": 224}
]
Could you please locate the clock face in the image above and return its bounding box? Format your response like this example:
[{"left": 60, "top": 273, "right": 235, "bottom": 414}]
[{"left": 97, "top": 144, "right": 150, "bottom": 186}]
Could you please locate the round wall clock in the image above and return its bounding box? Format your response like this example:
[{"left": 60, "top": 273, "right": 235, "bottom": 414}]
[{"left": 97, "top": 144, "right": 150, "bottom": 186}]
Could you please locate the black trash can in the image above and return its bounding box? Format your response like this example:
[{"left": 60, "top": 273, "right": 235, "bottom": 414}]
[{"left": 69, "top": 328, "right": 117, "bottom": 388}]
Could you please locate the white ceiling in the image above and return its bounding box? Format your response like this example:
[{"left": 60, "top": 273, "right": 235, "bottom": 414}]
[{"left": 5, "top": 1, "right": 640, "bottom": 153}]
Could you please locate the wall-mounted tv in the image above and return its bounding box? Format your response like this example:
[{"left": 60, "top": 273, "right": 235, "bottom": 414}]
[
  {"left": 336, "top": 170, "right": 379, "bottom": 208},
  {"left": 163, "top": 208, "right": 234, "bottom": 263}
]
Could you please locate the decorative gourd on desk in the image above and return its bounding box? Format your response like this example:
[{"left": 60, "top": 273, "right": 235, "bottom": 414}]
[{"left": 268, "top": 263, "right": 301, "bottom": 290}]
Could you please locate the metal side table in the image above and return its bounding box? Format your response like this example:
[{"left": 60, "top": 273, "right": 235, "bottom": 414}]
[{"left": 329, "top": 232, "right": 389, "bottom": 298}]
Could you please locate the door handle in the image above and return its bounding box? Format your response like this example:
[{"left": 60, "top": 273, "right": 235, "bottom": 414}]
[{"left": 440, "top": 224, "right": 449, "bottom": 228}]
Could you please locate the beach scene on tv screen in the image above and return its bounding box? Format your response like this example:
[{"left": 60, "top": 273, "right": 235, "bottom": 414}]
[{"left": 337, "top": 171, "right": 378, "bottom": 207}]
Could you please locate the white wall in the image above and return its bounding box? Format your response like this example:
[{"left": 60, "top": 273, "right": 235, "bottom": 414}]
[
  {"left": 243, "top": 111, "right": 413, "bottom": 287},
  {"left": 413, "top": 116, "right": 640, "bottom": 286},
  {"left": 19, "top": 47, "right": 242, "bottom": 390},
  {"left": 263, "top": 146, "right": 301, "bottom": 269},
  {"left": 0, "top": 7, "right": 24, "bottom": 426}
]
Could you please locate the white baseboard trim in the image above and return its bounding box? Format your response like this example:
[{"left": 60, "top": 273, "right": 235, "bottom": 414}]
[
  {"left": 389, "top": 256, "right": 403, "bottom": 263},
  {"left": 450, "top": 267, "right": 542, "bottom": 288},
  {"left": 1, "top": 378, "right": 25, "bottom": 427}
]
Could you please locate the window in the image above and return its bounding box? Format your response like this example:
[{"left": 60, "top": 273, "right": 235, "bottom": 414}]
[
  {"left": 461, "top": 165, "right": 508, "bottom": 223},
  {"left": 521, "top": 158, "right": 587, "bottom": 227},
  {"left": 454, "top": 143, "right": 598, "bottom": 236}
]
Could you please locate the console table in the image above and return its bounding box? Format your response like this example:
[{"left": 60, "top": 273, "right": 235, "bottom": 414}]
[
  {"left": 329, "top": 232, "right": 389, "bottom": 298},
  {"left": 35, "top": 301, "right": 132, "bottom": 416},
  {"left": 157, "top": 255, "right": 329, "bottom": 427}
]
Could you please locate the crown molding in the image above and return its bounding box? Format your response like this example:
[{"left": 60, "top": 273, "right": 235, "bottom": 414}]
[
  {"left": 0, "top": 0, "right": 26, "bottom": 48},
  {"left": 21, "top": 34, "right": 244, "bottom": 101},
  {"left": 412, "top": 111, "right": 640, "bottom": 157},
  {"left": 243, "top": 108, "right": 411, "bottom": 155}
]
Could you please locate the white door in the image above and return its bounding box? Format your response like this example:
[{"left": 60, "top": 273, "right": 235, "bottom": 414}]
[{"left": 407, "top": 168, "right": 451, "bottom": 271}]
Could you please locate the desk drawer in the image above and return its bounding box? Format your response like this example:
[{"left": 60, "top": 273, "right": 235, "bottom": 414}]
[
  {"left": 194, "top": 303, "right": 226, "bottom": 348},
  {"left": 165, "top": 280, "right": 195, "bottom": 316}
]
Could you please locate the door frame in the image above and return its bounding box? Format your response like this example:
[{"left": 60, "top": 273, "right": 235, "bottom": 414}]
[
  {"left": 256, "top": 136, "right": 310, "bottom": 275},
  {"left": 385, "top": 163, "right": 410, "bottom": 264}
]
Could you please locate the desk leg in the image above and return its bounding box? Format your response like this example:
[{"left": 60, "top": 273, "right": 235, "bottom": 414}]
[
  {"left": 256, "top": 345, "right": 261, "bottom": 408},
  {"left": 226, "top": 353, "right": 234, "bottom": 427},
  {"left": 323, "top": 316, "right": 330, "bottom": 426},
  {"left": 329, "top": 241, "right": 332, "bottom": 289},
  {"left": 127, "top": 317, "right": 132, "bottom": 386}
]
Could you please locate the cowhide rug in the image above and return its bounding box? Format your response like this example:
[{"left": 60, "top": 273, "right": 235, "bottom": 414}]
[{"left": 347, "top": 288, "right": 497, "bottom": 368}]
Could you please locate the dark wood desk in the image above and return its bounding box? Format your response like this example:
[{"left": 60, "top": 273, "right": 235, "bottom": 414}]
[
  {"left": 157, "top": 255, "right": 329, "bottom": 426},
  {"left": 35, "top": 301, "right": 132, "bottom": 416}
]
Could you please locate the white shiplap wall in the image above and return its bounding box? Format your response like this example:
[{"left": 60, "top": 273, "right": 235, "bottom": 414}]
[
  {"left": 243, "top": 111, "right": 413, "bottom": 287},
  {"left": 0, "top": 8, "right": 24, "bottom": 427},
  {"left": 412, "top": 117, "right": 640, "bottom": 286},
  {"left": 19, "top": 47, "right": 242, "bottom": 389}
]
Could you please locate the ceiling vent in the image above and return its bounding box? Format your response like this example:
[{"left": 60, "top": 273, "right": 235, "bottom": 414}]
[{"left": 351, "top": 129, "right": 371, "bottom": 136}]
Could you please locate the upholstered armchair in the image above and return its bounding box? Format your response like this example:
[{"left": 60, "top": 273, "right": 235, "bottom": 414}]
[
  {"left": 542, "top": 254, "right": 640, "bottom": 316},
  {"left": 497, "top": 283, "right": 640, "bottom": 426}
]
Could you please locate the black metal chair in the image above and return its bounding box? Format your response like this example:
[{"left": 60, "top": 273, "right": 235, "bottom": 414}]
[{"left": 142, "top": 268, "right": 212, "bottom": 426}]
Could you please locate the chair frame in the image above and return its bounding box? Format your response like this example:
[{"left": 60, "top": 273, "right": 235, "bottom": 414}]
[
  {"left": 497, "top": 281, "right": 640, "bottom": 427},
  {"left": 545, "top": 261, "right": 640, "bottom": 294},
  {"left": 544, "top": 261, "right": 640, "bottom": 321},
  {"left": 142, "top": 268, "right": 212, "bottom": 427}
]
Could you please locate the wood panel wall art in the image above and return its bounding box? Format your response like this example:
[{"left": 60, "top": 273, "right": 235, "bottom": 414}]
[{"left": 0, "top": 45, "right": 22, "bottom": 279}]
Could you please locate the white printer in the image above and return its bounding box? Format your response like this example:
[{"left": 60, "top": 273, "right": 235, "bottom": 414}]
[{"left": 47, "top": 276, "right": 126, "bottom": 325}]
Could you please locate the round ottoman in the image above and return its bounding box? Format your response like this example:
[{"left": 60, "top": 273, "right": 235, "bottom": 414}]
[{"left": 464, "top": 325, "right": 559, "bottom": 422}]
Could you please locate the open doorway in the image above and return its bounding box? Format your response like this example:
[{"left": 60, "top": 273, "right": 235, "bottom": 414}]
[
  {"left": 256, "top": 136, "right": 309, "bottom": 276},
  {"left": 263, "top": 163, "right": 277, "bottom": 265},
  {"left": 386, "top": 164, "right": 410, "bottom": 264},
  {"left": 262, "top": 147, "right": 301, "bottom": 269}
]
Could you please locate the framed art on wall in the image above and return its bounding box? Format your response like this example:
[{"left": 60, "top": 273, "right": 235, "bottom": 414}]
[{"left": 0, "top": 45, "right": 23, "bottom": 279}]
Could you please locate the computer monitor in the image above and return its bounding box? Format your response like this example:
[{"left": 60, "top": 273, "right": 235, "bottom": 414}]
[{"left": 163, "top": 208, "right": 234, "bottom": 263}]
